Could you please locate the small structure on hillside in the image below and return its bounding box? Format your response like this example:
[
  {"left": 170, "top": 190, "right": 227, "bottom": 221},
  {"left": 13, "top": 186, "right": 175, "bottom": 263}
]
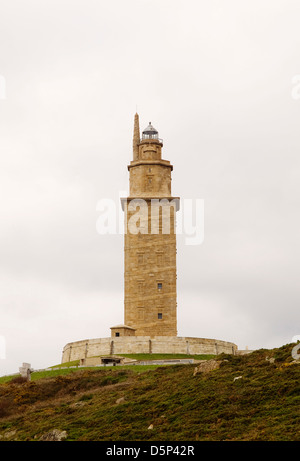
[{"left": 19, "top": 362, "right": 33, "bottom": 381}]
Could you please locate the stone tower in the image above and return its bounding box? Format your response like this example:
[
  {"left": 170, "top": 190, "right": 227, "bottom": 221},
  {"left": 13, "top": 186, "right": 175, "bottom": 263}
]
[
  {"left": 120, "top": 114, "right": 180, "bottom": 337},
  {"left": 61, "top": 114, "right": 239, "bottom": 362}
]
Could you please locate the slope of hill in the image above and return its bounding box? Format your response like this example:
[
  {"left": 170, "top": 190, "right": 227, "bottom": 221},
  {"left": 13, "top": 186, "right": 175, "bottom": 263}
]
[{"left": 0, "top": 343, "right": 299, "bottom": 441}]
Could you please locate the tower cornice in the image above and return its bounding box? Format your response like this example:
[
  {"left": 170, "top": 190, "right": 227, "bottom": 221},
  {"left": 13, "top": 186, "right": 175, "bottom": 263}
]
[{"left": 127, "top": 159, "right": 173, "bottom": 171}]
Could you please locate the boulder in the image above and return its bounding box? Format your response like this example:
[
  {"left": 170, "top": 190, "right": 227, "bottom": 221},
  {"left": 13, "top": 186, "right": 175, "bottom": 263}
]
[
  {"left": 193, "top": 359, "right": 223, "bottom": 376},
  {"left": 39, "top": 429, "right": 67, "bottom": 441}
]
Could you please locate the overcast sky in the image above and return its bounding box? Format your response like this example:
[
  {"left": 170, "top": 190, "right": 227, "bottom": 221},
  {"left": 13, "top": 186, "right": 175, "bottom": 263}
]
[{"left": 1, "top": 0, "right": 300, "bottom": 376}]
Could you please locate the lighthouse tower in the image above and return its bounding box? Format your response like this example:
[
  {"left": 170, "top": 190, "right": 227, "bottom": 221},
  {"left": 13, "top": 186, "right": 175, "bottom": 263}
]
[
  {"left": 118, "top": 114, "right": 180, "bottom": 337},
  {"left": 61, "top": 114, "right": 239, "bottom": 363}
]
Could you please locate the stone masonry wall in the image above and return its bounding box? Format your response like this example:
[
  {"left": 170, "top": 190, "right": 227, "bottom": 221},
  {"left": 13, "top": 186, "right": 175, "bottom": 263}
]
[
  {"left": 61, "top": 336, "right": 238, "bottom": 363},
  {"left": 123, "top": 131, "right": 179, "bottom": 337}
]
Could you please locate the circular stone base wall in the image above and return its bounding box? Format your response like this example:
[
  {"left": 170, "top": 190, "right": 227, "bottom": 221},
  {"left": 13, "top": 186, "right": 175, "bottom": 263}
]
[{"left": 61, "top": 336, "right": 238, "bottom": 363}]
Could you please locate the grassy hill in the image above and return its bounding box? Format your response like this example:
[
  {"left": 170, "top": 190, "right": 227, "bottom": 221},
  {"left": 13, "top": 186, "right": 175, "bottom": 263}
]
[{"left": 0, "top": 343, "right": 299, "bottom": 441}]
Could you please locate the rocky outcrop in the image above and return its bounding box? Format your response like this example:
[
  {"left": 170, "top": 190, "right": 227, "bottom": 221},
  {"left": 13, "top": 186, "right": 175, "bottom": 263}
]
[
  {"left": 193, "top": 359, "right": 223, "bottom": 376},
  {"left": 39, "top": 429, "right": 67, "bottom": 441}
]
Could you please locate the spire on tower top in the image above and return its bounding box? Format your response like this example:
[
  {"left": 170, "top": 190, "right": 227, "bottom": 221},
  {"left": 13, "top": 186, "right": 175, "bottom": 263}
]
[{"left": 133, "top": 113, "right": 140, "bottom": 161}]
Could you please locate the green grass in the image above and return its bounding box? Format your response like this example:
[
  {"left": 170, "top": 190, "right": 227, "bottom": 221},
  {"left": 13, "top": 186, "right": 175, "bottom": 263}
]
[
  {"left": 119, "top": 353, "right": 216, "bottom": 361},
  {"left": 47, "top": 353, "right": 215, "bottom": 368},
  {"left": 0, "top": 365, "right": 162, "bottom": 384},
  {"left": 48, "top": 360, "right": 80, "bottom": 368},
  {"left": 2, "top": 353, "right": 201, "bottom": 384},
  {"left": 0, "top": 375, "right": 17, "bottom": 384},
  {"left": 30, "top": 365, "right": 161, "bottom": 381},
  {"left": 0, "top": 343, "right": 299, "bottom": 441}
]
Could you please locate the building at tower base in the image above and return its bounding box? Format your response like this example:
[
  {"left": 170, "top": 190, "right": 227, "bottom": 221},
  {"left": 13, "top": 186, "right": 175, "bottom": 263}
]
[{"left": 62, "top": 336, "right": 237, "bottom": 363}]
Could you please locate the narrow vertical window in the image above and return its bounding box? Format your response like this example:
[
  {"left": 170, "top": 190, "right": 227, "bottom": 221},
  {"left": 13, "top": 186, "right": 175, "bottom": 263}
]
[
  {"left": 157, "top": 253, "right": 163, "bottom": 265},
  {"left": 157, "top": 282, "right": 163, "bottom": 291},
  {"left": 137, "top": 307, "right": 144, "bottom": 320},
  {"left": 138, "top": 253, "right": 144, "bottom": 264},
  {"left": 146, "top": 175, "right": 154, "bottom": 191},
  {"left": 138, "top": 281, "right": 144, "bottom": 294},
  {"left": 158, "top": 313, "right": 163, "bottom": 319}
]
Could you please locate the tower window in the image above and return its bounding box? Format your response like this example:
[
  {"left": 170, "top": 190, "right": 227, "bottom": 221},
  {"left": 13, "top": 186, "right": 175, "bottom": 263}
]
[
  {"left": 137, "top": 308, "right": 145, "bottom": 320},
  {"left": 157, "top": 253, "right": 163, "bottom": 265},
  {"left": 157, "top": 283, "right": 163, "bottom": 291},
  {"left": 158, "top": 313, "right": 163, "bottom": 319},
  {"left": 137, "top": 281, "right": 145, "bottom": 294},
  {"left": 146, "top": 175, "right": 154, "bottom": 191},
  {"left": 115, "top": 332, "right": 120, "bottom": 337},
  {"left": 137, "top": 253, "right": 144, "bottom": 264}
]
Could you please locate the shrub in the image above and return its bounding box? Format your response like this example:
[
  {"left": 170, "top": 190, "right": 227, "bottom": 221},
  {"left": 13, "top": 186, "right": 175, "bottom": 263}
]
[
  {"left": 9, "top": 376, "right": 27, "bottom": 385},
  {"left": 79, "top": 394, "right": 93, "bottom": 401},
  {"left": 0, "top": 397, "right": 13, "bottom": 417}
]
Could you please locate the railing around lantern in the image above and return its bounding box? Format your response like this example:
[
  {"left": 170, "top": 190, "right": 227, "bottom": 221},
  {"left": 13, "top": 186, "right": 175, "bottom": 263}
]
[{"left": 140, "top": 136, "right": 163, "bottom": 143}]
